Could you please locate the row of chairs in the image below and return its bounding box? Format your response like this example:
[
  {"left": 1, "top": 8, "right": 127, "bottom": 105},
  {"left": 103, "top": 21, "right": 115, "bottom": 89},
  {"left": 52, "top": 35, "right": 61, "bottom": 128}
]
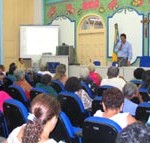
[{"left": 0, "top": 98, "right": 122, "bottom": 143}]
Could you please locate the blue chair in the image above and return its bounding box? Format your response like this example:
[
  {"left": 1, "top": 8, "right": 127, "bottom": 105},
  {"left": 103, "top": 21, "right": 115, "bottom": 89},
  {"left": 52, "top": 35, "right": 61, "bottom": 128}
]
[
  {"left": 80, "top": 81, "right": 94, "bottom": 99},
  {"left": 139, "top": 88, "right": 150, "bottom": 102},
  {"left": 93, "top": 61, "right": 101, "bottom": 66},
  {"left": 130, "top": 79, "right": 142, "bottom": 87},
  {"left": 7, "top": 84, "right": 30, "bottom": 110},
  {"left": 58, "top": 91, "right": 90, "bottom": 127},
  {"left": 30, "top": 87, "right": 47, "bottom": 101},
  {"left": 82, "top": 116, "right": 122, "bottom": 143},
  {"left": 0, "top": 111, "right": 8, "bottom": 137},
  {"left": 50, "top": 112, "right": 82, "bottom": 143},
  {"left": 135, "top": 102, "right": 150, "bottom": 123},
  {"left": 51, "top": 80, "right": 65, "bottom": 93},
  {"left": 140, "top": 56, "right": 150, "bottom": 67},
  {"left": 25, "top": 73, "right": 34, "bottom": 86},
  {"left": 3, "top": 99, "right": 28, "bottom": 134},
  {"left": 92, "top": 96, "right": 103, "bottom": 115},
  {"left": 98, "top": 85, "right": 113, "bottom": 96}
]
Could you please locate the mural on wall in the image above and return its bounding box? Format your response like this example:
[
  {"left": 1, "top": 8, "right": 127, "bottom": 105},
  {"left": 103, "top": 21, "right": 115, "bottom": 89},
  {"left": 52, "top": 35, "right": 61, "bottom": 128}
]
[
  {"left": 47, "top": 6, "right": 57, "bottom": 18},
  {"left": 108, "top": 8, "right": 144, "bottom": 63}
]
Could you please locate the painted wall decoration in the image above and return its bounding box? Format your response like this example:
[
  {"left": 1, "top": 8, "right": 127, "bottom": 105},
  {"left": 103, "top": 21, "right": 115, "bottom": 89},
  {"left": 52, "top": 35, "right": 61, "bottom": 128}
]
[
  {"left": 44, "top": 0, "right": 150, "bottom": 65},
  {"left": 108, "top": 8, "right": 144, "bottom": 64}
]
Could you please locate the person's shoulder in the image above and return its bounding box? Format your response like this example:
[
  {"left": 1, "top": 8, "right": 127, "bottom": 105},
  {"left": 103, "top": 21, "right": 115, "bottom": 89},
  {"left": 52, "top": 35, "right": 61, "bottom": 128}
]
[{"left": 93, "top": 110, "right": 103, "bottom": 117}]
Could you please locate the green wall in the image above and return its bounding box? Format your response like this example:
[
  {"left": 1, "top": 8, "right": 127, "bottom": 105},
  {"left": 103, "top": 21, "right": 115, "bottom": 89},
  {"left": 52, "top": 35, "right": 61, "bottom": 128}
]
[{"left": 43, "top": 0, "right": 150, "bottom": 64}]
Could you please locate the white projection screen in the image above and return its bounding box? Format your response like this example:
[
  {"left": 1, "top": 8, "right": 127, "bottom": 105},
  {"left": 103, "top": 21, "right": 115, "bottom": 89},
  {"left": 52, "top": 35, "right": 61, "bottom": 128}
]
[{"left": 20, "top": 25, "right": 59, "bottom": 59}]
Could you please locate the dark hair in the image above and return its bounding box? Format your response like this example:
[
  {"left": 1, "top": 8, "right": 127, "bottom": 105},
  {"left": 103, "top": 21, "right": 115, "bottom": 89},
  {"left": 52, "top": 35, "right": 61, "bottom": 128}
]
[
  {"left": 41, "top": 74, "right": 52, "bottom": 85},
  {"left": 116, "top": 122, "right": 150, "bottom": 143},
  {"left": 19, "top": 58, "right": 23, "bottom": 62},
  {"left": 22, "top": 93, "right": 60, "bottom": 143},
  {"left": 8, "top": 63, "right": 17, "bottom": 75},
  {"left": 0, "top": 65, "right": 4, "bottom": 70},
  {"left": 107, "top": 66, "right": 119, "bottom": 78},
  {"left": 133, "top": 68, "right": 145, "bottom": 80},
  {"left": 65, "top": 77, "right": 82, "bottom": 92},
  {"left": 102, "top": 88, "right": 124, "bottom": 110},
  {"left": 141, "top": 70, "right": 150, "bottom": 88},
  {"left": 120, "top": 33, "right": 126, "bottom": 39}
]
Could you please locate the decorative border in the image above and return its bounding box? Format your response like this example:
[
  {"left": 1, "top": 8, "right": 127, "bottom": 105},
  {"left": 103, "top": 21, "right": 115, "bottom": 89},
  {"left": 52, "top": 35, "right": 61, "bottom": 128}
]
[
  {"left": 148, "top": 13, "right": 150, "bottom": 56},
  {"left": 48, "top": 15, "right": 76, "bottom": 48},
  {"left": 0, "top": 0, "right": 3, "bottom": 63},
  {"left": 107, "top": 7, "right": 144, "bottom": 65}
]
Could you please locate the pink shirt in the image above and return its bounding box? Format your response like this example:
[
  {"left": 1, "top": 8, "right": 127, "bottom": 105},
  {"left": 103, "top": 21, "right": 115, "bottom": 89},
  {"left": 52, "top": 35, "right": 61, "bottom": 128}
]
[{"left": 0, "top": 91, "right": 12, "bottom": 112}]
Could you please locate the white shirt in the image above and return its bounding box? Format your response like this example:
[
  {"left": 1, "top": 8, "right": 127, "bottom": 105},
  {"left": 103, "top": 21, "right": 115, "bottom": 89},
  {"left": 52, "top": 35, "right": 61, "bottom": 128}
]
[
  {"left": 100, "top": 77, "right": 126, "bottom": 91},
  {"left": 94, "top": 110, "right": 129, "bottom": 129},
  {"left": 7, "top": 125, "right": 64, "bottom": 143}
]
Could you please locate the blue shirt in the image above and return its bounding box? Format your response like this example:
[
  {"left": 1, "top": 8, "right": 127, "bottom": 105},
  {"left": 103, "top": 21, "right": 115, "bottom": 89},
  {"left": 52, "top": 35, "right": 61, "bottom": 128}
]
[
  {"left": 115, "top": 41, "right": 132, "bottom": 61},
  {"left": 123, "top": 98, "right": 138, "bottom": 116}
]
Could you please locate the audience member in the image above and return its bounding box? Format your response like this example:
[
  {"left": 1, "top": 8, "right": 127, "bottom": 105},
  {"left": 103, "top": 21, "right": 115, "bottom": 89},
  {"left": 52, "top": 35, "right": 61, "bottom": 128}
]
[
  {"left": 140, "top": 70, "right": 150, "bottom": 89},
  {"left": 0, "top": 91, "right": 12, "bottom": 112},
  {"left": 122, "top": 83, "right": 143, "bottom": 116},
  {"left": 133, "top": 67, "right": 145, "bottom": 80},
  {"left": 36, "top": 74, "right": 57, "bottom": 96},
  {"left": 94, "top": 88, "right": 136, "bottom": 129},
  {"left": 101, "top": 66, "right": 126, "bottom": 91},
  {"left": 14, "top": 69, "right": 32, "bottom": 100},
  {"left": 53, "top": 63, "right": 68, "bottom": 85},
  {"left": 38, "top": 64, "right": 53, "bottom": 77},
  {"left": 5, "top": 93, "right": 61, "bottom": 143},
  {"left": 6, "top": 63, "right": 17, "bottom": 81},
  {"left": 79, "top": 68, "right": 99, "bottom": 95},
  {"left": 65, "top": 76, "right": 93, "bottom": 110},
  {"left": 0, "top": 136, "right": 6, "bottom": 143},
  {"left": 17, "top": 58, "right": 27, "bottom": 71},
  {"left": 87, "top": 63, "right": 102, "bottom": 86},
  {"left": 0, "top": 64, "right": 5, "bottom": 81},
  {"left": 116, "top": 122, "right": 150, "bottom": 143}
]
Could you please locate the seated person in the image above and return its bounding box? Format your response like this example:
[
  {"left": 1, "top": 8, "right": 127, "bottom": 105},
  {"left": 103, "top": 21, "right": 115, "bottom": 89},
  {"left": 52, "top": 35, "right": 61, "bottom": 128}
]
[
  {"left": 116, "top": 122, "right": 150, "bottom": 143},
  {"left": 87, "top": 63, "right": 102, "bottom": 86},
  {"left": 6, "top": 63, "right": 17, "bottom": 81},
  {"left": 65, "top": 76, "right": 93, "bottom": 110},
  {"left": 5, "top": 93, "right": 61, "bottom": 143},
  {"left": 101, "top": 66, "right": 126, "bottom": 91},
  {"left": 17, "top": 58, "right": 27, "bottom": 71},
  {"left": 133, "top": 67, "right": 145, "bottom": 81},
  {"left": 79, "top": 68, "right": 99, "bottom": 95},
  {"left": 36, "top": 74, "right": 57, "bottom": 96},
  {"left": 53, "top": 63, "right": 68, "bottom": 85},
  {"left": 38, "top": 64, "right": 53, "bottom": 77},
  {"left": 0, "top": 65, "right": 5, "bottom": 82},
  {"left": 94, "top": 88, "right": 136, "bottom": 129},
  {"left": 140, "top": 70, "right": 150, "bottom": 89},
  {"left": 123, "top": 83, "right": 143, "bottom": 116},
  {"left": 14, "top": 69, "right": 32, "bottom": 100}
]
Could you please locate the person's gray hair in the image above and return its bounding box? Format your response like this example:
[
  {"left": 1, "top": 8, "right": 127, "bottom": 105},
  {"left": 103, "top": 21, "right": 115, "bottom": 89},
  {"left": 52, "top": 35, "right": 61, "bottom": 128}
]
[
  {"left": 80, "top": 68, "right": 89, "bottom": 79},
  {"left": 123, "top": 83, "right": 138, "bottom": 98},
  {"left": 14, "top": 69, "right": 25, "bottom": 81},
  {"left": 107, "top": 66, "right": 119, "bottom": 78}
]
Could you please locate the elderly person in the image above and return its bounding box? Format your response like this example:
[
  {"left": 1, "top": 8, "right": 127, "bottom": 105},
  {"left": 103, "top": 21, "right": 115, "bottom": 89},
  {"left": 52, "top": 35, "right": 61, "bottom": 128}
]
[
  {"left": 87, "top": 63, "right": 102, "bottom": 86},
  {"left": 122, "top": 83, "right": 143, "bottom": 116},
  {"left": 94, "top": 88, "right": 136, "bottom": 129},
  {"left": 100, "top": 66, "right": 126, "bottom": 91},
  {"left": 14, "top": 69, "right": 32, "bottom": 100},
  {"left": 53, "top": 63, "right": 68, "bottom": 85}
]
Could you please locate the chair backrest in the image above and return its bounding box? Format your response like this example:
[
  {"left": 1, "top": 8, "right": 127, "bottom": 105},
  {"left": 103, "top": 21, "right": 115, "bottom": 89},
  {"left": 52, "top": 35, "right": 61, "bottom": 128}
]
[
  {"left": 30, "top": 87, "right": 46, "bottom": 101},
  {"left": 130, "top": 79, "right": 142, "bottom": 87},
  {"left": 50, "top": 112, "right": 82, "bottom": 143},
  {"left": 82, "top": 116, "right": 122, "bottom": 143},
  {"left": 3, "top": 99, "right": 28, "bottom": 134},
  {"left": 80, "top": 81, "right": 94, "bottom": 99},
  {"left": 92, "top": 96, "right": 103, "bottom": 115},
  {"left": 7, "top": 84, "right": 30, "bottom": 110},
  {"left": 25, "top": 73, "right": 34, "bottom": 86},
  {"left": 135, "top": 102, "right": 150, "bottom": 123},
  {"left": 139, "top": 88, "right": 150, "bottom": 102},
  {"left": 93, "top": 61, "right": 101, "bottom": 66},
  {"left": 51, "top": 80, "right": 65, "bottom": 93},
  {"left": 98, "top": 85, "right": 113, "bottom": 96},
  {"left": 3, "top": 76, "right": 14, "bottom": 92},
  {"left": 0, "top": 111, "right": 8, "bottom": 138},
  {"left": 58, "top": 91, "right": 88, "bottom": 127}
]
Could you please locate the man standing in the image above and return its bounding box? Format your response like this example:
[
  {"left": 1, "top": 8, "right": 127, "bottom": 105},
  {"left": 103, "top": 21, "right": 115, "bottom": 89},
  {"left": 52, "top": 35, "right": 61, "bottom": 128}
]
[{"left": 115, "top": 33, "right": 132, "bottom": 66}]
